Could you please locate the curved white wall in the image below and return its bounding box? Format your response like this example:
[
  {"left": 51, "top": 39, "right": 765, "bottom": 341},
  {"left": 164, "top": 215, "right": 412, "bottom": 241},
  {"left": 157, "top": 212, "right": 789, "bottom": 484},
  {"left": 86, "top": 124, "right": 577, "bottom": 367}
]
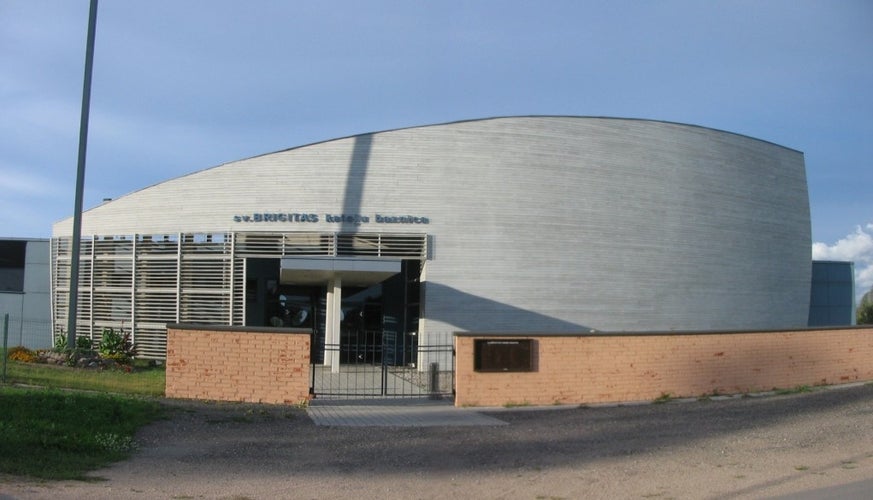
[{"left": 54, "top": 116, "right": 811, "bottom": 332}]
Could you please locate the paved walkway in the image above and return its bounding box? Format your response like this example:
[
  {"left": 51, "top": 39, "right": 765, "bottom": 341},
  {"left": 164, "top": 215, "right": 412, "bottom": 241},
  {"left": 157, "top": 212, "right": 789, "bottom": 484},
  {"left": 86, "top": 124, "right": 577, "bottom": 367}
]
[{"left": 306, "top": 397, "right": 508, "bottom": 426}]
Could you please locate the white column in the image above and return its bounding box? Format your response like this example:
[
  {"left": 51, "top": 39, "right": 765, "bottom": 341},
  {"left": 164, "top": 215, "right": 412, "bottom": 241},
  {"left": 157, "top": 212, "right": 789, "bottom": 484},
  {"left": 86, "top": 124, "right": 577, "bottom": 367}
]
[{"left": 324, "top": 277, "right": 342, "bottom": 373}]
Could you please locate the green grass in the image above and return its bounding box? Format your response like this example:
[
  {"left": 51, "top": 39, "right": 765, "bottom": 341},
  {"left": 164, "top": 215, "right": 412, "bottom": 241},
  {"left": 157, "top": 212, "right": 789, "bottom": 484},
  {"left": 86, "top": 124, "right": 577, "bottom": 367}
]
[
  {"left": 1, "top": 350, "right": 166, "bottom": 479},
  {"left": 0, "top": 386, "right": 163, "bottom": 479},
  {"left": 653, "top": 392, "right": 674, "bottom": 404},
  {"left": 3, "top": 358, "right": 165, "bottom": 397},
  {"left": 503, "top": 401, "right": 532, "bottom": 408},
  {"left": 773, "top": 385, "right": 813, "bottom": 396}
]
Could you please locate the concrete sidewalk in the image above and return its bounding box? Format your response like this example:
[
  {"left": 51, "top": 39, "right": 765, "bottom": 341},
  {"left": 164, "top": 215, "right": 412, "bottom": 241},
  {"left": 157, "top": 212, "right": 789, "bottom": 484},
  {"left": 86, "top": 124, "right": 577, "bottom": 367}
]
[{"left": 306, "top": 397, "right": 508, "bottom": 427}]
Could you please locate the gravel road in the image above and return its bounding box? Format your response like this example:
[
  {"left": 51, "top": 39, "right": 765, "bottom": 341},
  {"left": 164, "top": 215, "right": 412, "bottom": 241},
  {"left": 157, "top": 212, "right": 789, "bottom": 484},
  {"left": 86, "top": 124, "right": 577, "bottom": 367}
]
[{"left": 3, "top": 383, "right": 873, "bottom": 499}]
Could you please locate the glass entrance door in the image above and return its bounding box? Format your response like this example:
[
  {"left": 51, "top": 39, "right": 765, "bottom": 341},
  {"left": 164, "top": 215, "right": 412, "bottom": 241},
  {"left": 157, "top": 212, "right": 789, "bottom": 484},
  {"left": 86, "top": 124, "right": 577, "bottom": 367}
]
[{"left": 339, "top": 285, "right": 383, "bottom": 364}]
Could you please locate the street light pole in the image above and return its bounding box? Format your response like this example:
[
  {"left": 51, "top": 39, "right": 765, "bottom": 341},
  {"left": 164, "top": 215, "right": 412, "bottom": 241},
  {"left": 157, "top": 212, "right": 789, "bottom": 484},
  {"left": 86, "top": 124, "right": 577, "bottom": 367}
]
[{"left": 67, "top": 0, "right": 99, "bottom": 349}]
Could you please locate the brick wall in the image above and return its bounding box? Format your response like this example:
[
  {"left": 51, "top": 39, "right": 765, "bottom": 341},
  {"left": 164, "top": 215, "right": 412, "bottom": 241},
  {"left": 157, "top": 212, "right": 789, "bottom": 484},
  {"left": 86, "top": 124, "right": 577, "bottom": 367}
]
[
  {"left": 455, "top": 327, "right": 873, "bottom": 407},
  {"left": 165, "top": 324, "right": 311, "bottom": 405}
]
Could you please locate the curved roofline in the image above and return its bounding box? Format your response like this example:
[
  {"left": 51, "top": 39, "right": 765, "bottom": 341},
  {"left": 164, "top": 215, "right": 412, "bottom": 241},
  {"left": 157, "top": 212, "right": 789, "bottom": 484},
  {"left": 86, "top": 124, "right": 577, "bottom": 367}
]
[
  {"left": 69, "top": 115, "right": 802, "bottom": 220},
  {"left": 253, "top": 114, "right": 803, "bottom": 161}
]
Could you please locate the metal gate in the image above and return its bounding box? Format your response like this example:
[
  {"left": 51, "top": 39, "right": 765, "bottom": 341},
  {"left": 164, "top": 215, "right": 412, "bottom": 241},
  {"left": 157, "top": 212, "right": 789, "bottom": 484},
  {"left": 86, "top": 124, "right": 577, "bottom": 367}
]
[{"left": 310, "top": 332, "right": 455, "bottom": 399}]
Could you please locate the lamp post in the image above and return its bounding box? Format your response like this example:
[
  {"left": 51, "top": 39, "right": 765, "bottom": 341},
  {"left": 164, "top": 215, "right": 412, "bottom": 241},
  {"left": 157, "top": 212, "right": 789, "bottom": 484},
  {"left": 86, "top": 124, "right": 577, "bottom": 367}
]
[{"left": 67, "top": 0, "right": 99, "bottom": 349}]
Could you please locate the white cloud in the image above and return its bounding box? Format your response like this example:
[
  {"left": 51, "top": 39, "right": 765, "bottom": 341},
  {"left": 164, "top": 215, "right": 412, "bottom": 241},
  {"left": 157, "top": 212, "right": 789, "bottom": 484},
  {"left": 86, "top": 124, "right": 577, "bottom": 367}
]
[{"left": 812, "top": 223, "right": 873, "bottom": 302}]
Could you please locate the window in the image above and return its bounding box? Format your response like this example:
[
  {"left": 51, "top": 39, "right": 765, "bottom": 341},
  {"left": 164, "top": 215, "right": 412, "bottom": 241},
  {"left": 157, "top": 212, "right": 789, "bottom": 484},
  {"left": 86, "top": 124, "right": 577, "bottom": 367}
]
[{"left": 0, "top": 240, "right": 27, "bottom": 292}]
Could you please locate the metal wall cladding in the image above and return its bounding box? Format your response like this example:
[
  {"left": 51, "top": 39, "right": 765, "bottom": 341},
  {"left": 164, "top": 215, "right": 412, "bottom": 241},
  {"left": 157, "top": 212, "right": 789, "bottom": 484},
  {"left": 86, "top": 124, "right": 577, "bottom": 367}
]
[
  {"left": 53, "top": 117, "right": 812, "bottom": 333},
  {"left": 0, "top": 239, "right": 51, "bottom": 350}
]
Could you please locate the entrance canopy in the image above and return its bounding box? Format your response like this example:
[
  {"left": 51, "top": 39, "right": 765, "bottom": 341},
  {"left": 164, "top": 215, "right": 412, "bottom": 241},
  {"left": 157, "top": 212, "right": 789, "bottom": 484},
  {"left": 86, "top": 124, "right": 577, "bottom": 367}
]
[{"left": 280, "top": 257, "right": 401, "bottom": 286}]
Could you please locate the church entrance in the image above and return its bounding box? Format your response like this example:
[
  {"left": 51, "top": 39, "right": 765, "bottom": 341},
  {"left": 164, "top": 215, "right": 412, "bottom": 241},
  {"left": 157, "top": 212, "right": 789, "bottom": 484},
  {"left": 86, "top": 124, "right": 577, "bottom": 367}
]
[{"left": 245, "top": 257, "right": 450, "bottom": 397}]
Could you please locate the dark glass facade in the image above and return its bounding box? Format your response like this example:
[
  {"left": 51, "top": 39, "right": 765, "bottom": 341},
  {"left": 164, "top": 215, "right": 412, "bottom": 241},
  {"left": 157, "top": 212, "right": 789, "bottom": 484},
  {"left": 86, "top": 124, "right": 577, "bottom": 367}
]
[{"left": 808, "top": 261, "right": 855, "bottom": 326}]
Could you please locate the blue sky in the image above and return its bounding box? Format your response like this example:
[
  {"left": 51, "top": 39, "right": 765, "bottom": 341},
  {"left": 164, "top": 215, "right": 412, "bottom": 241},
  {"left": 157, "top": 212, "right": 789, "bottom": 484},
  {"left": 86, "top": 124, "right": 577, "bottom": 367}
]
[{"left": 1, "top": 0, "right": 871, "bottom": 297}]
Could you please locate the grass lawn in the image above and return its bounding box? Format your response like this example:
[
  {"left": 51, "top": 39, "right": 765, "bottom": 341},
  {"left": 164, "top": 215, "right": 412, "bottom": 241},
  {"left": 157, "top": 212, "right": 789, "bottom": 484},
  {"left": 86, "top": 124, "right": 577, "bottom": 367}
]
[
  {"left": 1, "top": 350, "right": 167, "bottom": 479},
  {"left": 0, "top": 386, "right": 163, "bottom": 479},
  {"left": 2, "top": 359, "right": 165, "bottom": 397}
]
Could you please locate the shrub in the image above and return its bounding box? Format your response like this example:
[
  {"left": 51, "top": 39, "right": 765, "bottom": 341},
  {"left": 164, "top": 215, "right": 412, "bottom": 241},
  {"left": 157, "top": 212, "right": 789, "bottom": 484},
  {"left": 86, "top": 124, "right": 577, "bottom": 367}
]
[
  {"left": 76, "top": 336, "right": 93, "bottom": 351},
  {"left": 52, "top": 333, "right": 98, "bottom": 366},
  {"left": 7, "top": 346, "right": 38, "bottom": 363},
  {"left": 53, "top": 333, "right": 68, "bottom": 352},
  {"left": 98, "top": 327, "right": 136, "bottom": 364},
  {"left": 858, "top": 289, "right": 873, "bottom": 325}
]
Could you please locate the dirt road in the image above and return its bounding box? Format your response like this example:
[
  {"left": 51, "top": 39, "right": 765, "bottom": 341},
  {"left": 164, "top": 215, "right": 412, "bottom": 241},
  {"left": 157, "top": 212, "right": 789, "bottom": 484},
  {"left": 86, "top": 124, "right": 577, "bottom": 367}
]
[{"left": 3, "top": 383, "right": 873, "bottom": 499}]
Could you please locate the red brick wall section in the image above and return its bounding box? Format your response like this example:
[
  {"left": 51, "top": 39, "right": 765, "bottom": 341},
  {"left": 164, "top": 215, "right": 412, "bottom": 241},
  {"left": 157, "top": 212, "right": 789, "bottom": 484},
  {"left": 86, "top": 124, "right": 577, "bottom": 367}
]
[
  {"left": 455, "top": 328, "right": 873, "bottom": 407},
  {"left": 165, "top": 326, "right": 311, "bottom": 405}
]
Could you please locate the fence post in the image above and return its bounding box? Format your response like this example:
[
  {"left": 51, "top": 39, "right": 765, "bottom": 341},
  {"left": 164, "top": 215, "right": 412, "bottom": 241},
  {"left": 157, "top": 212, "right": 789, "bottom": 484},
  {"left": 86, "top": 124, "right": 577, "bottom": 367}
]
[
  {"left": 428, "top": 362, "right": 441, "bottom": 399},
  {"left": 2, "top": 313, "right": 9, "bottom": 383}
]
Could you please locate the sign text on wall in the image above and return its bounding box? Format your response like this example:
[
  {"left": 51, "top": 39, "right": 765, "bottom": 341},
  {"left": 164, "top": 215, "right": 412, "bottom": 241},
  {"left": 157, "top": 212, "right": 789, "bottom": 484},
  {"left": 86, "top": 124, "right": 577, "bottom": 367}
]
[{"left": 233, "top": 212, "right": 430, "bottom": 225}]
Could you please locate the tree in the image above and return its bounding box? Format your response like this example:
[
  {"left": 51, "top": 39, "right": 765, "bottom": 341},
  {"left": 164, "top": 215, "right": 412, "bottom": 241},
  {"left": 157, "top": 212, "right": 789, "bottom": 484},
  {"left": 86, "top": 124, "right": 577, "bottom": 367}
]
[{"left": 858, "top": 289, "right": 873, "bottom": 325}]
